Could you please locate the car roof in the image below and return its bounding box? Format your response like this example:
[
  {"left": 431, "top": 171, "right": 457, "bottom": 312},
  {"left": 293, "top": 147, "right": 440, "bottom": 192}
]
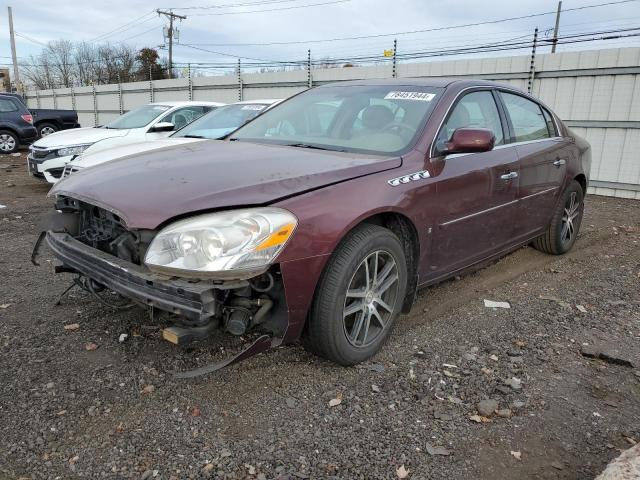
[
  {"left": 149, "top": 101, "right": 226, "bottom": 107},
  {"left": 233, "top": 99, "right": 282, "bottom": 105},
  {"left": 317, "top": 77, "right": 509, "bottom": 89}
]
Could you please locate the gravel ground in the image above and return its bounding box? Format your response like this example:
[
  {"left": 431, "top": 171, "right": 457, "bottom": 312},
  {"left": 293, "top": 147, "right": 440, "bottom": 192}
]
[{"left": 1, "top": 151, "right": 639, "bottom": 480}]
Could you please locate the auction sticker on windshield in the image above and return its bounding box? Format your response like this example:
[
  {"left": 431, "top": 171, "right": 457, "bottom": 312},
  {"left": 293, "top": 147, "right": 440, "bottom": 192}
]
[
  {"left": 384, "top": 91, "right": 436, "bottom": 102},
  {"left": 241, "top": 105, "right": 266, "bottom": 110}
]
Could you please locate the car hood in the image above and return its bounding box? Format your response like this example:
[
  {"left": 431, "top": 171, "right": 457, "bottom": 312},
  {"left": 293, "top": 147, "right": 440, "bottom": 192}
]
[
  {"left": 75, "top": 137, "right": 203, "bottom": 169},
  {"left": 52, "top": 140, "right": 402, "bottom": 229},
  {"left": 32, "top": 127, "right": 129, "bottom": 148}
]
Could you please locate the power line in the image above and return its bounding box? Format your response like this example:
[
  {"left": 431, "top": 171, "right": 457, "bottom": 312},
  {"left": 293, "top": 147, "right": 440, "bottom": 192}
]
[
  {"left": 90, "top": 11, "right": 157, "bottom": 42},
  {"left": 185, "top": 0, "right": 640, "bottom": 46},
  {"left": 166, "top": 0, "right": 314, "bottom": 10},
  {"left": 194, "top": 0, "right": 350, "bottom": 15}
]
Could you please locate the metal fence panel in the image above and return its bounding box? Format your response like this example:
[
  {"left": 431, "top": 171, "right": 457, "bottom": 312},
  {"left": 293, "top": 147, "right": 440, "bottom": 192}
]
[{"left": 22, "top": 46, "right": 640, "bottom": 198}]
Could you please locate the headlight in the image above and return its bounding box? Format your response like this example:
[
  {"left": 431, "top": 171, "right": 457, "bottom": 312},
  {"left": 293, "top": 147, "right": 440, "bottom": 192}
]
[
  {"left": 144, "top": 208, "right": 297, "bottom": 279},
  {"left": 57, "top": 144, "right": 91, "bottom": 157}
]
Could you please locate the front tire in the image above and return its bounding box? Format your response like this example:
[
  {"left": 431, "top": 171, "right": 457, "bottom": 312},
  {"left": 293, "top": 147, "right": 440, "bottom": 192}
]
[
  {"left": 304, "top": 224, "right": 408, "bottom": 365},
  {"left": 0, "top": 130, "right": 19, "bottom": 154},
  {"left": 533, "top": 180, "right": 584, "bottom": 255}
]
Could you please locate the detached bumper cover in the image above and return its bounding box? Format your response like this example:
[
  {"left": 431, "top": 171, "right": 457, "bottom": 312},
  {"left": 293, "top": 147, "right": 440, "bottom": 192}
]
[{"left": 46, "top": 232, "right": 244, "bottom": 322}]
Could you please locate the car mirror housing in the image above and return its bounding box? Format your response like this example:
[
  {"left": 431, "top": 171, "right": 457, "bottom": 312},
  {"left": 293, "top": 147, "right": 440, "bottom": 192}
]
[
  {"left": 442, "top": 128, "right": 495, "bottom": 155},
  {"left": 149, "top": 122, "right": 175, "bottom": 133}
]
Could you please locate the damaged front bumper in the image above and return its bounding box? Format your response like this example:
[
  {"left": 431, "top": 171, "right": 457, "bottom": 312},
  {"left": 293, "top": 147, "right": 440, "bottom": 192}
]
[{"left": 46, "top": 231, "right": 247, "bottom": 323}]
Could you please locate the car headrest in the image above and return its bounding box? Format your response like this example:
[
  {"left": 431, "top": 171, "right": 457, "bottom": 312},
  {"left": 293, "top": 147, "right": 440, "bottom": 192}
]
[
  {"left": 361, "top": 105, "right": 395, "bottom": 130},
  {"left": 447, "top": 104, "right": 471, "bottom": 130}
]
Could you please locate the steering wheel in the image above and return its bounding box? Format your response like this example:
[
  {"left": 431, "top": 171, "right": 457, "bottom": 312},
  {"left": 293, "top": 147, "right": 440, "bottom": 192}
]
[{"left": 382, "top": 122, "right": 416, "bottom": 137}]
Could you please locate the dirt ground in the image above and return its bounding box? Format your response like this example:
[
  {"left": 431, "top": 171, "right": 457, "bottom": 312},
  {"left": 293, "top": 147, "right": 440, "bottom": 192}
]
[{"left": 1, "top": 151, "right": 639, "bottom": 480}]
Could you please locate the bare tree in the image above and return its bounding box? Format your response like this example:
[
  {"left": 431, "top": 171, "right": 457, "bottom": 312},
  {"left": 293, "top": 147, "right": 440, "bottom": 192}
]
[
  {"left": 20, "top": 40, "right": 141, "bottom": 88},
  {"left": 46, "top": 40, "right": 74, "bottom": 87}
]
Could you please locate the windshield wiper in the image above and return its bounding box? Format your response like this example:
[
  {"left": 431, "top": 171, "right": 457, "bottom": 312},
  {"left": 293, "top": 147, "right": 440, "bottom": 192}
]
[
  {"left": 182, "top": 134, "right": 206, "bottom": 139},
  {"left": 285, "top": 143, "right": 346, "bottom": 152}
]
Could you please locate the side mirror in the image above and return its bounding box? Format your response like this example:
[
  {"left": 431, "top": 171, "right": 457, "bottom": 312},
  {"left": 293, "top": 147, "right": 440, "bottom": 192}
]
[
  {"left": 149, "top": 122, "right": 175, "bottom": 133},
  {"left": 442, "top": 128, "right": 495, "bottom": 155}
]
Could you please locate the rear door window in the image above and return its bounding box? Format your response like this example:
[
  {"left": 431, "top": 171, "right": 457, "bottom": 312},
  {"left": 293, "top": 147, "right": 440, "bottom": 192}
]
[
  {"left": 0, "top": 98, "right": 18, "bottom": 112},
  {"left": 500, "top": 92, "right": 551, "bottom": 142}
]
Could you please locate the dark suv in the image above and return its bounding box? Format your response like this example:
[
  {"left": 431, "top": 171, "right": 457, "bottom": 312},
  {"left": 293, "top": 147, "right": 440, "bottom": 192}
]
[
  {"left": 0, "top": 94, "right": 38, "bottom": 153},
  {"left": 43, "top": 78, "right": 590, "bottom": 370},
  {"left": 4, "top": 93, "right": 80, "bottom": 138}
]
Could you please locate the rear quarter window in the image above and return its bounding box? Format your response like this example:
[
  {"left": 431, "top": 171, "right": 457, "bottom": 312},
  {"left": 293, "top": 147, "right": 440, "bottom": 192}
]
[
  {"left": 0, "top": 98, "right": 19, "bottom": 113},
  {"left": 500, "top": 92, "right": 551, "bottom": 142}
]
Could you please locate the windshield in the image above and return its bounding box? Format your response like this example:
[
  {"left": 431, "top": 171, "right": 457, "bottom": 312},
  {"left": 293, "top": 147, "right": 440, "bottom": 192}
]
[
  {"left": 230, "top": 85, "right": 443, "bottom": 155},
  {"left": 105, "top": 104, "right": 171, "bottom": 129},
  {"left": 173, "top": 103, "right": 269, "bottom": 139}
]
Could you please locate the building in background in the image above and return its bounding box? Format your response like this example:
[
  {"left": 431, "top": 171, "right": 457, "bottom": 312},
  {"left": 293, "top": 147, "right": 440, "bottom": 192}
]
[{"left": 0, "top": 68, "right": 10, "bottom": 92}]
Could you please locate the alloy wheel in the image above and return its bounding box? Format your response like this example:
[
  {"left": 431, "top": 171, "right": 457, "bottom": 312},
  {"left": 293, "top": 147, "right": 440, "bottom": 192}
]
[
  {"left": 40, "top": 126, "right": 56, "bottom": 136},
  {"left": 561, "top": 191, "right": 581, "bottom": 243},
  {"left": 0, "top": 134, "right": 16, "bottom": 152},
  {"left": 343, "top": 250, "right": 399, "bottom": 348}
]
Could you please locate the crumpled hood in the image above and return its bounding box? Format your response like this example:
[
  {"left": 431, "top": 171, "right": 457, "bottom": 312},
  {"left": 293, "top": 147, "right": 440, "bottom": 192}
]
[
  {"left": 52, "top": 140, "right": 401, "bottom": 229},
  {"left": 75, "top": 137, "right": 203, "bottom": 169},
  {"left": 32, "top": 126, "right": 129, "bottom": 148}
]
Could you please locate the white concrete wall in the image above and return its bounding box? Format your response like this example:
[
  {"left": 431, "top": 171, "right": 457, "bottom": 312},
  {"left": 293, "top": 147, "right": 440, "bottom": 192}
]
[{"left": 23, "top": 47, "right": 640, "bottom": 198}]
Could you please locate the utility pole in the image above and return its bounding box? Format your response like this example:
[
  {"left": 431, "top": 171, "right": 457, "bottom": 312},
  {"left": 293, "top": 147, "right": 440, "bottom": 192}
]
[
  {"left": 551, "top": 1, "right": 562, "bottom": 53},
  {"left": 156, "top": 9, "right": 186, "bottom": 79},
  {"left": 7, "top": 6, "right": 21, "bottom": 93}
]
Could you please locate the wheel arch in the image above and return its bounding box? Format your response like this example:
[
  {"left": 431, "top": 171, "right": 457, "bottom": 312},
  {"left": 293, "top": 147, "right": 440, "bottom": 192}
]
[
  {"left": 339, "top": 210, "right": 420, "bottom": 314},
  {"left": 574, "top": 173, "right": 587, "bottom": 195}
]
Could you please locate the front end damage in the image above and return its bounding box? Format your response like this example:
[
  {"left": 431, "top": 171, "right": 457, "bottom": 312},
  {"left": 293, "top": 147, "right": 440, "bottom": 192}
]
[{"left": 39, "top": 197, "right": 292, "bottom": 373}]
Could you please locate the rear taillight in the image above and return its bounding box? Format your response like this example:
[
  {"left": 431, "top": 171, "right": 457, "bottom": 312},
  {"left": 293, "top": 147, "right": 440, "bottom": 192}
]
[{"left": 21, "top": 114, "right": 33, "bottom": 124}]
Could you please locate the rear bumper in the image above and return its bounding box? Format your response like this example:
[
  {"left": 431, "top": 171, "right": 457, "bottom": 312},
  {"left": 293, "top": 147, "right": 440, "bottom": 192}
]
[
  {"left": 46, "top": 231, "right": 245, "bottom": 322},
  {"left": 18, "top": 126, "right": 38, "bottom": 144}
]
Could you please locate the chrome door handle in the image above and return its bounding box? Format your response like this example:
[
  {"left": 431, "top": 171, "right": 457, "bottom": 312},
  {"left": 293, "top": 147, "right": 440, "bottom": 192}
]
[
  {"left": 500, "top": 171, "right": 518, "bottom": 181},
  {"left": 553, "top": 158, "right": 566, "bottom": 167}
]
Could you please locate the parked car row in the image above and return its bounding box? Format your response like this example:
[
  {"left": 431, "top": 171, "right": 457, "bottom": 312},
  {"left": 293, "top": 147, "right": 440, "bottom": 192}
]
[{"left": 33, "top": 78, "right": 590, "bottom": 371}]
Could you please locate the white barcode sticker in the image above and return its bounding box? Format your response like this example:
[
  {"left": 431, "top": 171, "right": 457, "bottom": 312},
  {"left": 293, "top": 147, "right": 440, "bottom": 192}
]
[
  {"left": 241, "top": 104, "right": 266, "bottom": 110},
  {"left": 384, "top": 91, "right": 436, "bottom": 102}
]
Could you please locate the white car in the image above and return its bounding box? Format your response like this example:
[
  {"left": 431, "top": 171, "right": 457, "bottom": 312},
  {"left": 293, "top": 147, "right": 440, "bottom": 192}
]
[
  {"left": 60, "top": 99, "right": 282, "bottom": 178},
  {"left": 27, "top": 101, "right": 224, "bottom": 183}
]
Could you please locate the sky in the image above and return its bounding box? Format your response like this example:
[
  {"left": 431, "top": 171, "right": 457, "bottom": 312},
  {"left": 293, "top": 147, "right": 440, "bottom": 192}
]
[{"left": 2, "top": 0, "right": 640, "bottom": 74}]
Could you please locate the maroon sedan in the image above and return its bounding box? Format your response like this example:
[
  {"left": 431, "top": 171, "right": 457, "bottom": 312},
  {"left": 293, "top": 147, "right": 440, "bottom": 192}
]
[{"left": 43, "top": 78, "right": 590, "bottom": 370}]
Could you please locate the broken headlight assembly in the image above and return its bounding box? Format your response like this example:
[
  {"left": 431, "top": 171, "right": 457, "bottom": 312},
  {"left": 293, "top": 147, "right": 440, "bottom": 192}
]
[{"left": 144, "top": 207, "right": 297, "bottom": 279}]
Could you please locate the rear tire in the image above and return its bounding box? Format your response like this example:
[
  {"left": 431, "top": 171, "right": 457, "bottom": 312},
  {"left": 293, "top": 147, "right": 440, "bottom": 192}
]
[
  {"left": 303, "top": 224, "right": 408, "bottom": 366},
  {"left": 37, "top": 123, "right": 58, "bottom": 137},
  {"left": 0, "top": 130, "right": 19, "bottom": 153},
  {"left": 533, "top": 180, "right": 584, "bottom": 255}
]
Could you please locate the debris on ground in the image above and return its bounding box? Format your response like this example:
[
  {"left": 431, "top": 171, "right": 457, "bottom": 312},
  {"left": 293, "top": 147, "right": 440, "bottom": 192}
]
[
  {"left": 595, "top": 444, "right": 640, "bottom": 480},
  {"left": 477, "top": 399, "right": 499, "bottom": 417},
  {"left": 396, "top": 465, "right": 409, "bottom": 478},
  {"left": 484, "top": 299, "right": 511, "bottom": 308},
  {"left": 84, "top": 342, "right": 98, "bottom": 351},
  {"left": 425, "top": 443, "right": 451, "bottom": 456},
  {"left": 64, "top": 323, "right": 80, "bottom": 331},
  {"left": 580, "top": 343, "right": 635, "bottom": 367}
]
